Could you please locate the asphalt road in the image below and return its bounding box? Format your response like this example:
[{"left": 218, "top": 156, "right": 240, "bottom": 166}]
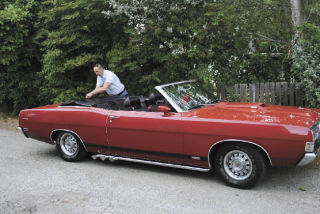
[{"left": 0, "top": 128, "right": 320, "bottom": 214}]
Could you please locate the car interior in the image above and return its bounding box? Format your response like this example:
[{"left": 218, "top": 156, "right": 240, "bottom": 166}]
[{"left": 59, "top": 93, "right": 174, "bottom": 112}]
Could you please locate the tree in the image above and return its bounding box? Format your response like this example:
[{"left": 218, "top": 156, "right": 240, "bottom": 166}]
[
  {"left": 1, "top": 0, "right": 319, "bottom": 113},
  {"left": 38, "top": 0, "right": 128, "bottom": 103},
  {"left": 0, "top": 0, "right": 41, "bottom": 113},
  {"left": 107, "top": 0, "right": 293, "bottom": 92},
  {"left": 290, "top": 0, "right": 320, "bottom": 107},
  {"left": 290, "top": 0, "right": 304, "bottom": 26}
]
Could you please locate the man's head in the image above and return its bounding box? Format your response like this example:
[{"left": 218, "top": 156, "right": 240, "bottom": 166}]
[{"left": 93, "top": 64, "right": 104, "bottom": 76}]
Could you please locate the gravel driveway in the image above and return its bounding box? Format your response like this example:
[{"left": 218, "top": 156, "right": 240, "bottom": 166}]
[{"left": 0, "top": 128, "right": 320, "bottom": 214}]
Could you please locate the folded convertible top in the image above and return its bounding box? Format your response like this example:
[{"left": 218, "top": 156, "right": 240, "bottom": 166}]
[{"left": 59, "top": 96, "right": 126, "bottom": 107}]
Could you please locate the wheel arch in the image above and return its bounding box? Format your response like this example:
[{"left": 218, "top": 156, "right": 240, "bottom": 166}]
[
  {"left": 208, "top": 139, "right": 272, "bottom": 168},
  {"left": 50, "top": 129, "right": 88, "bottom": 152}
]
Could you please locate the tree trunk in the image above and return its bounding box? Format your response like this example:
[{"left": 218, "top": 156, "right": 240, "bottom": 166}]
[{"left": 290, "top": 0, "right": 304, "bottom": 26}]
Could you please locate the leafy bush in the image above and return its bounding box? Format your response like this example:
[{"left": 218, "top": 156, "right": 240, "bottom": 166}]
[
  {"left": 291, "top": 23, "right": 320, "bottom": 108},
  {"left": 0, "top": 0, "right": 41, "bottom": 114},
  {"left": 0, "top": 0, "right": 319, "bottom": 114}
]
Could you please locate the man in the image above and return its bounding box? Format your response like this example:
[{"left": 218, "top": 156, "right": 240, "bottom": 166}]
[{"left": 86, "top": 64, "right": 128, "bottom": 99}]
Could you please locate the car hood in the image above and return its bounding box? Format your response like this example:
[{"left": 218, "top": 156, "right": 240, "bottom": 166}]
[{"left": 189, "top": 102, "right": 320, "bottom": 128}]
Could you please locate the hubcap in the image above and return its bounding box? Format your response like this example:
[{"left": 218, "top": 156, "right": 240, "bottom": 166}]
[
  {"left": 60, "top": 133, "right": 78, "bottom": 156},
  {"left": 223, "top": 150, "right": 253, "bottom": 180}
]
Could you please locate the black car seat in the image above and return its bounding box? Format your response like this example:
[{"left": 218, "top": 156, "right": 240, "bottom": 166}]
[
  {"left": 147, "top": 93, "right": 168, "bottom": 112},
  {"left": 148, "top": 93, "right": 163, "bottom": 105},
  {"left": 106, "top": 100, "right": 120, "bottom": 110},
  {"left": 123, "top": 96, "right": 142, "bottom": 110}
]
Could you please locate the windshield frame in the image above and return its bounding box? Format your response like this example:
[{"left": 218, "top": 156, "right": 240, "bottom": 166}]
[{"left": 155, "top": 80, "right": 218, "bottom": 113}]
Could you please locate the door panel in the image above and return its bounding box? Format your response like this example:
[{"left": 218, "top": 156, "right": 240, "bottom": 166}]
[{"left": 106, "top": 111, "right": 185, "bottom": 164}]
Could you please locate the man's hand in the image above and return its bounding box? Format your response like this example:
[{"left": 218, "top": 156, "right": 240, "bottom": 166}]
[
  {"left": 86, "top": 82, "right": 111, "bottom": 99},
  {"left": 86, "top": 92, "right": 94, "bottom": 99}
]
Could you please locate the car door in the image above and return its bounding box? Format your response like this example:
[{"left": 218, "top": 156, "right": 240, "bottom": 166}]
[{"left": 106, "top": 110, "right": 185, "bottom": 164}]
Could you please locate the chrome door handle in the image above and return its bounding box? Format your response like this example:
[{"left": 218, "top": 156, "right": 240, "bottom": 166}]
[{"left": 109, "top": 115, "right": 120, "bottom": 123}]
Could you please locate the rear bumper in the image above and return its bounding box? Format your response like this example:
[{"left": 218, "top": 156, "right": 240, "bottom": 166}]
[{"left": 17, "top": 127, "right": 28, "bottom": 138}]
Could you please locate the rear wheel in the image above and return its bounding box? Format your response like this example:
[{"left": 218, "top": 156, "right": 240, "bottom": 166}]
[
  {"left": 56, "top": 132, "right": 88, "bottom": 162},
  {"left": 214, "top": 143, "right": 267, "bottom": 189}
]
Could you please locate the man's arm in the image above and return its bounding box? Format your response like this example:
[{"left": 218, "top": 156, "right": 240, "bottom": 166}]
[{"left": 86, "top": 82, "right": 112, "bottom": 99}]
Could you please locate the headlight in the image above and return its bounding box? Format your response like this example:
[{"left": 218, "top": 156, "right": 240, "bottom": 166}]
[{"left": 305, "top": 141, "right": 314, "bottom": 152}]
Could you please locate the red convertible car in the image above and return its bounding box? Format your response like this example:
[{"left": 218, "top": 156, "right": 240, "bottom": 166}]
[{"left": 18, "top": 80, "right": 320, "bottom": 189}]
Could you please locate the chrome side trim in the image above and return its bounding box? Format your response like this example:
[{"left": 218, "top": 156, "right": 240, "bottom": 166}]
[
  {"left": 207, "top": 139, "right": 273, "bottom": 168},
  {"left": 155, "top": 80, "right": 195, "bottom": 113},
  {"left": 92, "top": 154, "right": 210, "bottom": 172},
  {"left": 296, "top": 153, "right": 317, "bottom": 167},
  {"left": 50, "top": 129, "right": 88, "bottom": 152}
]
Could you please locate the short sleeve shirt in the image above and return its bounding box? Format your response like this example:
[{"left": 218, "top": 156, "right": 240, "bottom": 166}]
[{"left": 96, "top": 70, "right": 125, "bottom": 96}]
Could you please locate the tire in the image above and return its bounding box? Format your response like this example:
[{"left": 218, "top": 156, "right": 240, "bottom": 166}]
[
  {"left": 56, "top": 132, "right": 88, "bottom": 162},
  {"left": 214, "top": 143, "right": 267, "bottom": 189}
]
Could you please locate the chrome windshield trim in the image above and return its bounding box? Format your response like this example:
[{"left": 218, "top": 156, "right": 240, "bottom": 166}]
[
  {"left": 155, "top": 80, "right": 195, "bottom": 113},
  {"left": 58, "top": 106, "right": 90, "bottom": 108}
]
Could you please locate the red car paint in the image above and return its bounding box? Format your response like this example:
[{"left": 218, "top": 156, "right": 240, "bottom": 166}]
[{"left": 19, "top": 99, "right": 320, "bottom": 169}]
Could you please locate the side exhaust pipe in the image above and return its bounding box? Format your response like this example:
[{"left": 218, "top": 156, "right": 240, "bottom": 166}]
[{"left": 91, "top": 154, "right": 210, "bottom": 172}]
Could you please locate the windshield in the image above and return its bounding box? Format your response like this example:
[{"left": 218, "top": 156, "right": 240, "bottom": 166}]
[{"left": 161, "top": 81, "right": 219, "bottom": 111}]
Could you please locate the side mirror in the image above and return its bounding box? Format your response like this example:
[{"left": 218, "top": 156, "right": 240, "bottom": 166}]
[{"left": 157, "top": 105, "right": 171, "bottom": 115}]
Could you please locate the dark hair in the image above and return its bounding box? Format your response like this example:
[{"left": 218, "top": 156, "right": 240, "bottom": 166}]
[{"left": 93, "top": 64, "right": 103, "bottom": 69}]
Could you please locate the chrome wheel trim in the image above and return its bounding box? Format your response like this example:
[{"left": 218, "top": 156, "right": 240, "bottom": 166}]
[
  {"left": 60, "top": 133, "right": 78, "bottom": 156},
  {"left": 223, "top": 150, "right": 253, "bottom": 181}
]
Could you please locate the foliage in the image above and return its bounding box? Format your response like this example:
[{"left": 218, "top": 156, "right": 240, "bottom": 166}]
[
  {"left": 106, "top": 0, "right": 293, "bottom": 93},
  {"left": 0, "top": 0, "right": 41, "bottom": 114},
  {"left": 0, "top": 0, "right": 320, "bottom": 114},
  {"left": 291, "top": 23, "right": 320, "bottom": 108},
  {"left": 38, "top": 0, "right": 128, "bottom": 103}
]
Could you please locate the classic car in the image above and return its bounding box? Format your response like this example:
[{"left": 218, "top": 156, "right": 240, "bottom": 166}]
[{"left": 18, "top": 80, "right": 320, "bottom": 189}]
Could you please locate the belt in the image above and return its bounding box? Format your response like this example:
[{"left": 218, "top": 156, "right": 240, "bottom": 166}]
[{"left": 116, "top": 88, "right": 126, "bottom": 96}]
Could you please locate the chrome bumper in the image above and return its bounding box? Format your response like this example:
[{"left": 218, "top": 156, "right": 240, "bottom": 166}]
[
  {"left": 296, "top": 153, "right": 317, "bottom": 167},
  {"left": 17, "top": 127, "right": 28, "bottom": 138}
]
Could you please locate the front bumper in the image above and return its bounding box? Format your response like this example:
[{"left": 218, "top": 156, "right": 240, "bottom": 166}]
[
  {"left": 17, "top": 127, "right": 28, "bottom": 138},
  {"left": 298, "top": 120, "right": 320, "bottom": 166},
  {"left": 296, "top": 153, "right": 318, "bottom": 166}
]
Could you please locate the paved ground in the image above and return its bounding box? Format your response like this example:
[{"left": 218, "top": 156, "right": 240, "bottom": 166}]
[{"left": 0, "top": 128, "right": 320, "bottom": 214}]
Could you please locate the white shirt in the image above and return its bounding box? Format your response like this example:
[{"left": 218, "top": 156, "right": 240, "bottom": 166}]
[{"left": 96, "top": 70, "right": 125, "bottom": 96}]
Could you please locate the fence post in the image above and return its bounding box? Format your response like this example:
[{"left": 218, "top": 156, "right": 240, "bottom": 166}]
[
  {"left": 250, "top": 84, "right": 255, "bottom": 102},
  {"left": 283, "top": 82, "right": 288, "bottom": 106},
  {"left": 289, "top": 82, "right": 294, "bottom": 106},
  {"left": 270, "top": 82, "right": 275, "bottom": 104},
  {"left": 276, "top": 82, "right": 282, "bottom": 105},
  {"left": 255, "top": 83, "right": 259, "bottom": 102},
  {"left": 295, "top": 83, "right": 301, "bottom": 106},
  {"left": 240, "top": 84, "right": 247, "bottom": 102},
  {"left": 259, "top": 83, "right": 265, "bottom": 103},
  {"left": 265, "top": 82, "right": 270, "bottom": 104},
  {"left": 221, "top": 85, "right": 226, "bottom": 100}
]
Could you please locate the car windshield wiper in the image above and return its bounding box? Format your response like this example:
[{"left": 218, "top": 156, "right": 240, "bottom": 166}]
[{"left": 189, "top": 103, "right": 215, "bottom": 110}]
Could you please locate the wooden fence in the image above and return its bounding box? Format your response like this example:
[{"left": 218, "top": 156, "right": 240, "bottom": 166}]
[{"left": 217, "top": 82, "right": 306, "bottom": 107}]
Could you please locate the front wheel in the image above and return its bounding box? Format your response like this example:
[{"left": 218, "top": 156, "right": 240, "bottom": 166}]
[
  {"left": 56, "top": 132, "right": 88, "bottom": 162},
  {"left": 214, "top": 144, "right": 267, "bottom": 189}
]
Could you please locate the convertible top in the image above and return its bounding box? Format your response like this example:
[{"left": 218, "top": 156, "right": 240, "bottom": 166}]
[
  {"left": 59, "top": 94, "right": 168, "bottom": 112},
  {"left": 60, "top": 96, "right": 126, "bottom": 108}
]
